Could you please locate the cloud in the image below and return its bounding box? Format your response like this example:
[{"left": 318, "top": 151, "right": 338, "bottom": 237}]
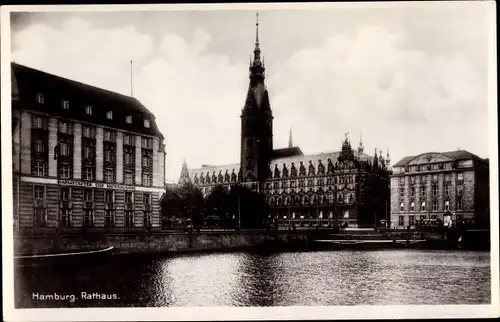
[
  {"left": 268, "top": 24, "right": 488, "bottom": 165},
  {"left": 11, "top": 13, "right": 490, "bottom": 182}
]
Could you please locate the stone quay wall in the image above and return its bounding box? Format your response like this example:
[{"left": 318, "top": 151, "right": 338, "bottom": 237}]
[{"left": 14, "top": 231, "right": 314, "bottom": 256}]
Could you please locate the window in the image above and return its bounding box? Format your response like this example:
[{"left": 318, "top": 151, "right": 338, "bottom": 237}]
[
  {"left": 34, "top": 185, "right": 44, "bottom": 199},
  {"left": 124, "top": 134, "right": 134, "bottom": 146},
  {"left": 142, "top": 152, "right": 151, "bottom": 167},
  {"left": 432, "top": 184, "right": 438, "bottom": 196},
  {"left": 410, "top": 187, "right": 415, "bottom": 197},
  {"left": 125, "top": 210, "right": 134, "bottom": 227},
  {"left": 273, "top": 182, "right": 279, "bottom": 189},
  {"left": 60, "top": 187, "right": 70, "bottom": 201},
  {"left": 421, "top": 186, "right": 426, "bottom": 198},
  {"left": 142, "top": 137, "right": 152, "bottom": 149},
  {"left": 457, "top": 197, "right": 463, "bottom": 210},
  {"left": 104, "top": 147, "right": 115, "bottom": 162},
  {"left": 105, "top": 190, "right": 114, "bottom": 203},
  {"left": 457, "top": 173, "right": 464, "bottom": 181},
  {"left": 143, "top": 193, "right": 151, "bottom": 205},
  {"left": 84, "top": 189, "right": 93, "bottom": 202},
  {"left": 126, "top": 116, "right": 132, "bottom": 124},
  {"left": 61, "top": 100, "right": 70, "bottom": 110},
  {"left": 104, "top": 210, "right": 114, "bottom": 227},
  {"left": 59, "top": 121, "right": 70, "bottom": 133},
  {"left": 432, "top": 174, "right": 438, "bottom": 182},
  {"left": 36, "top": 93, "right": 44, "bottom": 104},
  {"left": 60, "top": 164, "right": 71, "bottom": 179},
  {"left": 124, "top": 151, "right": 134, "bottom": 165},
  {"left": 143, "top": 211, "right": 151, "bottom": 227},
  {"left": 34, "top": 139, "right": 44, "bottom": 153},
  {"left": 410, "top": 176, "right": 416, "bottom": 184},
  {"left": 60, "top": 141, "right": 70, "bottom": 156},
  {"left": 83, "top": 166, "right": 93, "bottom": 181},
  {"left": 125, "top": 192, "right": 133, "bottom": 204},
  {"left": 106, "top": 111, "right": 113, "bottom": 120},
  {"left": 83, "top": 210, "right": 94, "bottom": 227},
  {"left": 123, "top": 171, "right": 133, "bottom": 185},
  {"left": 409, "top": 215, "right": 415, "bottom": 226},
  {"left": 104, "top": 130, "right": 115, "bottom": 142},
  {"left": 85, "top": 105, "right": 92, "bottom": 115},
  {"left": 142, "top": 173, "right": 152, "bottom": 186},
  {"left": 432, "top": 199, "right": 438, "bottom": 211},
  {"left": 399, "top": 216, "right": 404, "bottom": 227},
  {"left": 83, "top": 145, "right": 93, "bottom": 159},
  {"left": 34, "top": 161, "right": 46, "bottom": 176},
  {"left": 60, "top": 209, "right": 71, "bottom": 227},
  {"left": 457, "top": 185, "right": 464, "bottom": 195},
  {"left": 104, "top": 169, "right": 114, "bottom": 183},
  {"left": 400, "top": 202, "right": 404, "bottom": 212},
  {"left": 421, "top": 201, "right": 426, "bottom": 212},
  {"left": 144, "top": 119, "right": 150, "bottom": 128},
  {"left": 410, "top": 202, "right": 415, "bottom": 212},
  {"left": 399, "top": 187, "right": 404, "bottom": 198},
  {"left": 82, "top": 126, "right": 94, "bottom": 138},
  {"left": 291, "top": 180, "right": 296, "bottom": 188},
  {"left": 444, "top": 185, "right": 449, "bottom": 196},
  {"left": 33, "top": 116, "right": 44, "bottom": 129},
  {"left": 445, "top": 200, "right": 450, "bottom": 211},
  {"left": 399, "top": 177, "right": 404, "bottom": 185}
]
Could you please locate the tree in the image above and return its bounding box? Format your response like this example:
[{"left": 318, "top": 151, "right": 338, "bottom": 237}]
[
  {"left": 227, "top": 184, "right": 269, "bottom": 229},
  {"left": 161, "top": 183, "right": 205, "bottom": 227}
]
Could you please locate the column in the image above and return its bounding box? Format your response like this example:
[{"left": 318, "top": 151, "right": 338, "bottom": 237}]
[
  {"left": 48, "top": 118, "right": 58, "bottom": 177},
  {"left": 135, "top": 135, "right": 142, "bottom": 185},
  {"left": 96, "top": 127, "right": 104, "bottom": 181},
  {"left": 116, "top": 132, "right": 124, "bottom": 183},
  {"left": 152, "top": 138, "right": 160, "bottom": 187},
  {"left": 73, "top": 123, "right": 82, "bottom": 179}
]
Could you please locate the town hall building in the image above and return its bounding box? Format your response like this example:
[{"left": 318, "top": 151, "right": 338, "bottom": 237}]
[{"left": 179, "top": 15, "right": 392, "bottom": 228}]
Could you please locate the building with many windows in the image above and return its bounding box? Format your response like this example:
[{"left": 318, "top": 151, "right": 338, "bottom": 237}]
[
  {"left": 390, "top": 150, "right": 490, "bottom": 229},
  {"left": 11, "top": 62, "right": 166, "bottom": 232},
  {"left": 178, "top": 16, "right": 391, "bottom": 228}
]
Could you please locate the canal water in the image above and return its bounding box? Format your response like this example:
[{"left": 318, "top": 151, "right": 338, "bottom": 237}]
[{"left": 15, "top": 250, "right": 490, "bottom": 307}]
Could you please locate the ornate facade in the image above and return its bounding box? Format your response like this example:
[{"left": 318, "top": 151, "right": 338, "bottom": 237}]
[
  {"left": 390, "top": 151, "right": 490, "bottom": 229},
  {"left": 179, "top": 15, "right": 391, "bottom": 228},
  {"left": 12, "top": 63, "right": 166, "bottom": 233}
]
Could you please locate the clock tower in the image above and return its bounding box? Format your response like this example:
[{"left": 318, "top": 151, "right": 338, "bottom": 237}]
[{"left": 240, "top": 13, "right": 274, "bottom": 183}]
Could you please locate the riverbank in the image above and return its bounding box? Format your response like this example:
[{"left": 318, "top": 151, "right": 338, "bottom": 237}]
[{"left": 13, "top": 228, "right": 489, "bottom": 260}]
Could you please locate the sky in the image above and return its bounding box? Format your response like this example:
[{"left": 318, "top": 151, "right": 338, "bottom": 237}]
[{"left": 9, "top": 2, "right": 494, "bottom": 182}]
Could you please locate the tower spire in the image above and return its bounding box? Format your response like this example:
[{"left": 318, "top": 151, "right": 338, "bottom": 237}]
[
  {"left": 288, "top": 127, "right": 293, "bottom": 148},
  {"left": 256, "top": 12, "right": 259, "bottom": 46},
  {"left": 358, "top": 130, "right": 364, "bottom": 154},
  {"left": 248, "top": 12, "right": 265, "bottom": 84}
]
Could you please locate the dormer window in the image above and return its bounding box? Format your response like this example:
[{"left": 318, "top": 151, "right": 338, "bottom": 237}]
[
  {"left": 61, "top": 100, "right": 70, "bottom": 110},
  {"left": 126, "top": 116, "right": 132, "bottom": 124},
  {"left": 106, "top": 111, "right": 113, "bottom": 120},
  {"left": 85, "top": 105, "right": 92, "bottom": 115},
  {"left": 144, "top": 119, "right": 150, "bottom": 128},
  {"left": 36, "top": 93, "right": 44, "bottom": 104}
]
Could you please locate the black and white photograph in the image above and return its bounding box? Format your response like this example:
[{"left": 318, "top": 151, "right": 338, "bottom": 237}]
[{"left": 1, "top": 1, "right": 498, "bottom": 321}]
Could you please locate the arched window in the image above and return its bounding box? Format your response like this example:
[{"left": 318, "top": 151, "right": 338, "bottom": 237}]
[
  {"left": 304, "top": 196, "right": 309, "bottom": 205},
  {"left": 410, "top": 202, "right": 415, "bottom": 212}
]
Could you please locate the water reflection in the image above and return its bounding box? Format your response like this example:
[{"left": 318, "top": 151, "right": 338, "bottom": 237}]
[{"left": 15, "top": 250, "right": 490, "bottom": 308}]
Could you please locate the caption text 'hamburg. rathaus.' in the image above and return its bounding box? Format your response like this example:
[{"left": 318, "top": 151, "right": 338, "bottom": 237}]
[{"left": 11, "top": 14, "right": 490, "bottom": 238}]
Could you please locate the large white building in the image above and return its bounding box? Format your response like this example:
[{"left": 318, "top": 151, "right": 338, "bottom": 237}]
[{"left": 11, "top": 63, "right": 166, "bottom": 233}]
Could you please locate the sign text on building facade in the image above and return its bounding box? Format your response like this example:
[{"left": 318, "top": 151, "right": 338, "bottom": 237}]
[{"left": 57, "top": 180, "right": 136, "bottom": 191}]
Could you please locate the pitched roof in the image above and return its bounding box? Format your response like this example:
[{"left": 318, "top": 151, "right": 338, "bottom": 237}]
[
  {"left": 271, "top": 147, "right": 304, "bottom": 159},
  {"left": 11, "top": 62, "right": 164, "bottom": 139},
  {"left": 392, "top": 150, "right": 487, "bottom": 167}
]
